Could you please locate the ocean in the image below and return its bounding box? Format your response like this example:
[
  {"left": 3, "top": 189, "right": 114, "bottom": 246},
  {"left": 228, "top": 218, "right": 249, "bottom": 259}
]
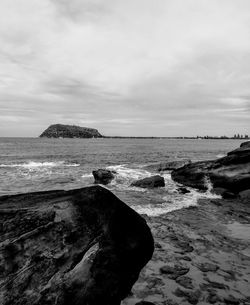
[{"left": 0, "top": 138, "right": 245, "bottom": 216}]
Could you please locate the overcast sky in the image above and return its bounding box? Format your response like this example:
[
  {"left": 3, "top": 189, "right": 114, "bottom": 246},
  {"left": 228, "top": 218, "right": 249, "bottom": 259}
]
[{"left": 0, "top": 0, "right": 250, "bottom": 137}]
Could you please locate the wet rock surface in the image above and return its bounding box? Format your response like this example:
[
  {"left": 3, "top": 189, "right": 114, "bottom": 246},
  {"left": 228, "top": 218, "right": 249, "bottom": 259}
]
[
  {"left": 171, "top": 141, "right": 250, "bottom": 194},
  {"left": 131, "top": 176, "right": 165, "bottom": 188},
  {"left": 122, "top": 197, "right": 250, "bottom": 305},
  {"left": 144, "top": 160, "right": 191, "bottom": 172},
  {"left": 92, "top": 168, "right": 116, "bottom": 185},
  {"left": 177, "top": 187, "right": 191, "bottom": 194},
  {"left": 0, "top": 186, "right": 154, "bottom": 305}
]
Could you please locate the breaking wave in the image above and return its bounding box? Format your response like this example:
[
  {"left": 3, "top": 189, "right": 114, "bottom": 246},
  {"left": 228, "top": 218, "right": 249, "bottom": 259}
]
[
  {"left": 105, "top": 165, "right": 221, "bottom": 216},
  {"left": 0, "top": 161, "right": 80, "bottom": 169},
  {"left": 216, "top": 154, "right": 226, "bottom": 158},
  {"left": 107, "top": 164, "right": 152, "bottom": 185},
  {"left": 130, "top": 173, "right": 220, "bottom": 216}
]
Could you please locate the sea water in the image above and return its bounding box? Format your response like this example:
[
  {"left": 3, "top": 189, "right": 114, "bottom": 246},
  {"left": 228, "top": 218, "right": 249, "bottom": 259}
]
[{"left": 0, "top": 138, "right": 244, "bottom": 216}]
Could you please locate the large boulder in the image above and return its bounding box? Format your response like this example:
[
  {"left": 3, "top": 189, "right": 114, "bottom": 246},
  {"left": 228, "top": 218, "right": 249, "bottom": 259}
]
[
  {"left": 0, "top": 186, "right": 154, "bottom": 305},
  {"left": 131, "top": 175, "right": 165, "bottom": 188},
  {"left": 92, "top": 168, "right": 116, "bottom": 185},
  {"left": 171, "top": 141, "right": 250, "bottom": 194},
  {"left": 144, "top": 160, "right": 191, "bottom": 172}
]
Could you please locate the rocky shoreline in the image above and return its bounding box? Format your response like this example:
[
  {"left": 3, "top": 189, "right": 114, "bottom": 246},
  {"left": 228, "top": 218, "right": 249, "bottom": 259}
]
[
  {"left": 1, "top": 141, "right": 249, "bottom": 305},
  {"left": 123, "top": 196, "right": 250, "bottom": 305}
]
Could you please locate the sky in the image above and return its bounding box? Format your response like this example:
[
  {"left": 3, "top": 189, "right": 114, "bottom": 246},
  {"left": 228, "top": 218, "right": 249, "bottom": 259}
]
[{"left": 0, "top": 0, "right": 250, "bottom": 137}]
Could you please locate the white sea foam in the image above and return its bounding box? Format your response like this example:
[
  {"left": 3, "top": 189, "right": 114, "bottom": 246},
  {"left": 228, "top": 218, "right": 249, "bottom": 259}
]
[
  {"left": 0, "top": 161, "right": 80, "bottom": 169},
  {"left": 81, "top": 173, "right": 93, "bottom": 178},
  {"left": 132, "top": 188, "right": 220, "bottom": 216},
  {"left": 131, "top": 172, "right": 220, "bottom": 216},
  {"left": 76, "top": 164, "right": 221, "bottom": 217},
  {"left": 216, "top": 154, "right": 226, "bottom": 158},
  {"left": 107, "top": 164, "right": 152, "bottom": 186}
]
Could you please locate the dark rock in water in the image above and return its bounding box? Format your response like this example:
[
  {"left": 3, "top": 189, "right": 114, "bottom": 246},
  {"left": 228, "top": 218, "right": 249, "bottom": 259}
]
[
  {"left": 144, "top": 160, "right": 191, "bottom": 172},
  {"left": 177, "top": 187, "right": 191, "bottom": 194},
  {"left": 135, "top": 302, "right": 156, "bottom": 305},
  {"left": 39, "top": 124, "right": 103, "bottom": 138},
  {"left": 0, "top": 186, "right": 154, "bottom": 305},
  {"left": 92, "top": 169, "right": 116, "bottom": 185},
  {"left": 131, "top": 175, "right": 165, "bottom": 188},
  {"left": 171, "top": 141, "right": 250, "bottom": 194},
  {"left": 212, "top": 187, "right": 237, "bottom": 199},
  {"left": 228, "top": 140, "right": 250, "bottom": 155},
  {"left": 222, "top": 191, "right": 237, "bottom": 199}
]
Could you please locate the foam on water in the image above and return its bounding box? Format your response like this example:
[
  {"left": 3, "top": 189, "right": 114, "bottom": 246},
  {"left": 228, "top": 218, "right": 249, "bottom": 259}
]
[
  {"left": 132, "top": 186, "right": 220, "bottom": 216},
  {"left": 1, "top": 159, "right": 221, "bottom": 216},
  {"left": 81, "top": 173, "right": 93, "bottom": 178},
  {"left": 106, "top": 165, "right": 221, "bottom": 216},
  {"left": 216, "top": 154, "right": 226, "bottom": 158},
  {"left": 107, "top": 164, "right": 152, "bottom": 184},
  {"left": 0, "top": 161, "right": 80, "bottom": 169}
]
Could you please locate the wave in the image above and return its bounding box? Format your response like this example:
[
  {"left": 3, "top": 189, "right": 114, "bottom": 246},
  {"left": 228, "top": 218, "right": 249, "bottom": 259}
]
[
  {"left": 108, "top": 166, "right": 221, "bottom": 217},
  {"left": 132, "top": 186, "right": 220, "bottom": 216},
  {"left": 1, "top": 161, "right": 220, "bottom": 217},
  {"left": 81, "top": 173, "right": 93, "bottom": 178},
  {"left": 0, "top": 161, "right": 80, "bottom": 169},
  {"left": 216, "top": 153, "right": 226, "bottom": 158},
  {"left": 107, "top": 164, "right": 152, "bottom": 186}
]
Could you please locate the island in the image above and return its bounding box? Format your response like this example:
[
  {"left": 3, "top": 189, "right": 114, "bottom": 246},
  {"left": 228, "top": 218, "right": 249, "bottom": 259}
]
[{"left": 39, "top": 124, "right": 103, "bottom": 138}]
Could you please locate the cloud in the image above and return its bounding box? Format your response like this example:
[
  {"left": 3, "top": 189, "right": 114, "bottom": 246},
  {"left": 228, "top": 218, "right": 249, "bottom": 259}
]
[{"left": 0, "top": 0, "right": 250, "bottom": 136}]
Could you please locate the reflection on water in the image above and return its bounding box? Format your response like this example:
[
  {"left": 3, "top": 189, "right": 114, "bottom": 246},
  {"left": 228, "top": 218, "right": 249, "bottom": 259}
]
[{"left": 226, "top": 221, "right": 250, "bottom": 241}]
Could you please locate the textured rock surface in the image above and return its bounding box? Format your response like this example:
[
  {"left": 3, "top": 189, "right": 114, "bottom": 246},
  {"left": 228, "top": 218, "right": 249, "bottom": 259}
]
[
  {"left": 131, "top": 176, "right": 165, "bottom": 188},
  {"left": 144, "top": 160, "right": 191, "bottom": 172},
  {"left": 122, "top": 197, "right": 250, "bottom": 305},
  {"left": 92, "top": 169, "right": 116, "bottom": 185},
  {"left": 39, "top": 124, "right": 103, "bottom": 138},
  {"left": 0, "top": 186, "right": 154, "bottom": 305},
  {"left": 171, "top": 141, "right": 250, "bottom": 193}
]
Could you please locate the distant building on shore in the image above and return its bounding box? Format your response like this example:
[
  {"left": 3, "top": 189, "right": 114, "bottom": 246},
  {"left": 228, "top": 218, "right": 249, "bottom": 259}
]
[
  {"left": 196, "top": 134, "right": 249, "bottom": 139},
  {"left": 233, "top": 134, "right": 249, "bottom": 139}
]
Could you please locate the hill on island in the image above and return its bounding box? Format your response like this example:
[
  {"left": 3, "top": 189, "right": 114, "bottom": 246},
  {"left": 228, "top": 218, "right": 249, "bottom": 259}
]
[{"left": 39, "top": 124, "right": 103, "bottom": 138}]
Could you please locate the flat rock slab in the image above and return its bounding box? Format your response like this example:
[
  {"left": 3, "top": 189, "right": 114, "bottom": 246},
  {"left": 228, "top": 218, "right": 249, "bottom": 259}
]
[{"left": 144, "top": 160, "right": 191, "bottom": 172}]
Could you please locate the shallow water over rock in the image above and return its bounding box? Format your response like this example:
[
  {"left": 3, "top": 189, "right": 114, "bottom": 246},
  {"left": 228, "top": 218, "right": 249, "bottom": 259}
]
[{"left": 226, "top": 221, "right": 250, "bottom": 241}]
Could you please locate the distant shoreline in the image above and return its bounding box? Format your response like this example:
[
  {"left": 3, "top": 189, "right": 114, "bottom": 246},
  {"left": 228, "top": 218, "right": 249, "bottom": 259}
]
[
  {"left": 0, "top": 136, "right": 248, "bottom": 140},
  {"left": 103, "top": 136, "right": 249, "bottom": 140}
]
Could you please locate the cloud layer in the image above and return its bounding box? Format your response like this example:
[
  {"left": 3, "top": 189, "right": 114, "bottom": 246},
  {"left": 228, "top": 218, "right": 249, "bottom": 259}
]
[{"left": 0, "top": 0, "right": 250, "bottom": 136}]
